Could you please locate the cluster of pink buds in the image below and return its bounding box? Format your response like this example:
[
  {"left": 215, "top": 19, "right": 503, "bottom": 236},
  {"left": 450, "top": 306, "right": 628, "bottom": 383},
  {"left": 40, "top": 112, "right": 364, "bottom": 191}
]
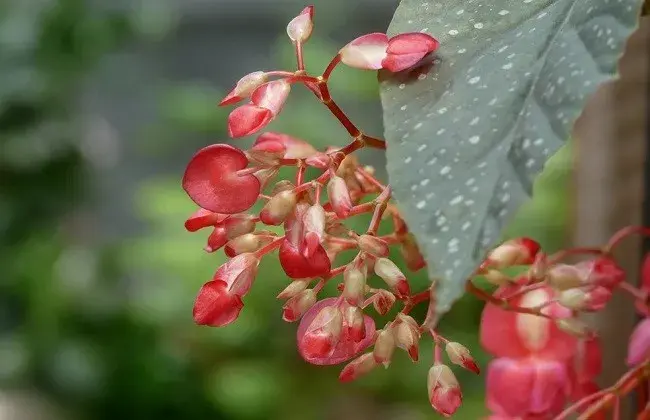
[
  {"left": 470, "top": 227, "right": 650, "bottom": 419},
  {"left": 181, "top": 5, "right": 482, "bottom": 418}
]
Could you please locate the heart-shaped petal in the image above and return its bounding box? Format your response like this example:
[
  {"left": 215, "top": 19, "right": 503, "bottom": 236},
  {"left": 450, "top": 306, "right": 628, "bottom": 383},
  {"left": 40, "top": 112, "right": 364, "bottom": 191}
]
[
  {"left": 227, "top": 104, "right": 274, "bottom": 138},
  {"left": 279, "top": 239, "right": 331, "bottom": 279},
  {"left": 193, "top": 280, "right": 244, "bottom": 327},
  {"left": 183, "top": 144, "right": 260, "bottom": 214}
]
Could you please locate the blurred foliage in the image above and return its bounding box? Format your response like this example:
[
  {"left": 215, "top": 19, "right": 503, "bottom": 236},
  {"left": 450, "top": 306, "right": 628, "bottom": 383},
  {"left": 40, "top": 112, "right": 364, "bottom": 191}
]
[{"left": 0, "top": 2, "right": 571, "bottom": 419}]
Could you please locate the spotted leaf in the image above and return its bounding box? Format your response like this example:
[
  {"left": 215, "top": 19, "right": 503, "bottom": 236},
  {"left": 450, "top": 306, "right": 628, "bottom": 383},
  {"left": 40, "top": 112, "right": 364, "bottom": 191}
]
[{"left": 380, "top": 0, "right": 644, "bottom": 314}]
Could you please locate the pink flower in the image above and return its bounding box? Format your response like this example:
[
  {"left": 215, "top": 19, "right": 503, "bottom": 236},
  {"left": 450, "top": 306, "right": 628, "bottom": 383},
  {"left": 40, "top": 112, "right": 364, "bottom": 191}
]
[
  {"left": 480, "top": 285, "right": 578, "bottom": 361},
  {"left": 297, "top": 298, "right": 376, "bottom": 365},
  {"left": 182, "top": 144, "right": 261, "bottom": 214},
  {"left": 193, "top": 253, "right": 260, "bottom": 327},
  {"left": 219, "top": 71, "right": 269, "bottom": 106},
  {"left": 627, "top": 317, "right": 650, "bottom": 366},
  {"left": 427, "top": 364, "right": 462, "bottom": 417},
  {"left": 339, "top": 32, "right": 439, "bottom": 72},
  {"left": 227, "top": 79, "right": 291, "bottom": 138},
  {"left": 486, "top": 357, "right": 571, "bottom": 418}
]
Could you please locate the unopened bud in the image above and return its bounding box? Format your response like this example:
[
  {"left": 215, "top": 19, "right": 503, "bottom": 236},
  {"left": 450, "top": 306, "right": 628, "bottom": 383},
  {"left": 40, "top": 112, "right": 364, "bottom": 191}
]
[
  {"left": 286, "top": 6, "right": 314, "bottom": 43},
  {"left": 327, "top": 175, "right": 353, "bottom": 218},
  {"left": 372, "top": 289, "right": 396, "bottom": 315},
  {"left": 427, "top": 363, "right": 462, "bottom": 417},
  {"left": 484, "top": 269, "right": 512, "bottom": 286},
  {"left": 282, "top": 289, "right": 317, "bottom": 322},
  {"left": 547, "top": 264, "right": 583, "bottom": 291},
  {"left": 254, "top": 167, "right": 278, "bottom": 189},
  {"left": 343, "top": 267, "right": 367, "bottom": 305},
  {"left": 373, "top": 328, "right": 396, "bottom": 367},
  {"left": 445, "top": 342, "right": 480, "bottom": 374},
  {"left": 374, "top": 258, "right": 410, "bottom": 298},
  {"left": 277, "top": 279, "right": 310, "bottom": 299},
  {"left": 223, "top": 215, "right": 256, "bottom": 239},
  {"left": 343, "top": 306, "right": 366, "bottom": 342},
  {"left": 558, "top": 288, "right": 588, "bottom": 310},
  {"left": 485, "top": 237, "right": 541, "bottom": 270},
  {"left": 271, "top": 180, "right": 295, "bottom": 195},
  {"left": 394, "top": 316, "right": 420, "bottom": 361},
  {"left": 339, "top": 352, "right": 377, "bottom": 383},
  {"left": 303, "top": 204, "right": 326, "bottom": 258},
  {"left": 220, "top": 71, "right": 269, "bottom": 106},
  {"left": 358, "top": 234, "right": 390, "bottom": 258},
  {"left": 225, "top": 233, "right": 260, "bottom": 257},
  {"left": 205, "top": 226, "right": 228, "bottom": 253},
  {"left": 260, "top": 190, "right": 297, "bottom": 225},
  {"left": 400, "top": 234, "right": 426, "bottom": 272},
  {"left": 556, "top": 318, "right": 591, "bottom": 338}
]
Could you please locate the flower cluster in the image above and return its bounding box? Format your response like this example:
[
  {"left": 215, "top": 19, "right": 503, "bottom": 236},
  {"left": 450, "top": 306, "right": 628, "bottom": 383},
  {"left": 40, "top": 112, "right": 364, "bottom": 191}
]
[
  {"left": 181, "top": 5, "right": 479, "bottom": 418},
  {"left": 472, "top": 228, "right": 650, "bottom": 419}
]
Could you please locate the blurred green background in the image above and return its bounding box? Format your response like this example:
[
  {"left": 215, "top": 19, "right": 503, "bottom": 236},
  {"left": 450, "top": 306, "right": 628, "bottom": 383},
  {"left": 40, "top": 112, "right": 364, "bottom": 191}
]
[{"left": 0, "top": 0, "right": 570, "bottom": 419}]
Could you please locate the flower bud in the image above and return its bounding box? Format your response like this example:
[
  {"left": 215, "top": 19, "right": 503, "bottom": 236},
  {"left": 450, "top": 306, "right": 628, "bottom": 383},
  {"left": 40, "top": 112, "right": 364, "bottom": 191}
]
[
  {"left": 277, "top": 279, "right": 311, "bottom": 300},
  {"left": 286, "top": 6, "right": 314, "bottom": 43},
  {"left": 484, "top": 237, "right": 540, "bottom": 270},
  {"left": 400, "top": 234, "right": 426, "bottom": 271},
  {"left": 224, "top": 233, "right": 260, "bottom": 257},
  {"left": 303, "top": 204, "right": 326, "bottom": 258},
  {"left": 260, "top": 190, "right": 297, "bottom": 225},
  {"left": 327, "top": 175, "right": 353, "bottom": 218},
  {"left": 547, "top": 264, "right": 583, "bottom": 291},
  {"left": 282, "top": 289, "right": 317, "bottom": 322},
  {"left": 372, "top": 289, "right": 396, "bottom": 315},
  {"left": 445, "top": 342, "right": 480, "bottom": 374},
  {"left": 220, "top": 71, "right": 269, "bottom": 106},
  {"left": 394, "top": 315, "right": 420, "bottom": 361},
  {"left": 271, "top": 180, "right": 295, "bottom": 195},
  {"left": 373, "top": 328, "right": 396, "bottom": 367},
  {"left": 205, "top": 226, "right": 228, "bottom": 253},
  {"left": 339, "top": 352, "right": 377, "bottom": 383},
  {"left": 343, "top": 267, "right": 367, "bottom": 305},
  {"left": 556, "top": 318, "right": 591, "bottom": 338},
  {"left": 374, "top": 258, "right": 410, "bottom": 298},
  {"left": 427, "top": 363, "right": 462, "bottom": 417},
  {"left": 254, "top": 167, "right": 279, "bottom": 189},
  {"left": 558, "top": 288, "right": 588, "bottom": 311},
  {"left": 358, "top": 234, "right": 390, "bottom": 258},
  {"left": 343, "top": 306, "right": 366, "bottom": 342},
  {"left": 484, "top": 269, "right": 512, "bottom": 286},
  {"left": 300, "top": 305, "right": 343, "bottom": 359},
  {"left": 185, "top": 208, "right": 226, "bottom": 232},
  {"left": 223, "top": 215, "right": 257, "bottom": 239}
]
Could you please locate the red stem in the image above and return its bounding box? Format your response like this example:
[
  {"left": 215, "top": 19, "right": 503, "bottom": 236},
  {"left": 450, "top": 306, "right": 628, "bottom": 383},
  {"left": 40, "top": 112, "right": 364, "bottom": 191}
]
[
  {"left": 466, "top": 280, "right": 553, "bottom": 319},
  {"left": 605, "top": 226, "right": 650, "bottom": 253},
  {"left": 254, "top": 236, "right": 285, "bottom": 257},
  {"left": 295, "top": 42, "right": 305, "bottom": 71},
  {"left": 322, "top": 54, "right": 341, "bottom": 80}
]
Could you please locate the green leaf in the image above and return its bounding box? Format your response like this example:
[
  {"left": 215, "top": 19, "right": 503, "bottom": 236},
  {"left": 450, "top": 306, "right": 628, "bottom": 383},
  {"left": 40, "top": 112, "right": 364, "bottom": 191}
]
[{"left": 380, "top": 0, "right": 644, "bottom": 314}]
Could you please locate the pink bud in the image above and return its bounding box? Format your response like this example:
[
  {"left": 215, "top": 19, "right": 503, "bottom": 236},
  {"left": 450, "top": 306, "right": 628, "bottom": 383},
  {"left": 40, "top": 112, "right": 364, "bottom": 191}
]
[
  {"left": 484, "top": 269, "right": 512, "bottom": 286},
  {"left": 343, "top": 267, "right": 366, "bottom": 306},
  {"left": 260, "top": 190, "right": 297, "bottom": 225},
  {"left": 183, "top": 144, "right": 261, "bottom": 214},
  {"left": 213, "top": 252, "right": 260, "bottom": 296},
  {"left": 254, "top": 167, "right": 278, "bottom": 189},
  {"left": 204, "top": 226, "right": 228, "bottom": 253},
  {"left": 394, "top": 315, "right": 420, "bottom": 361},
  {"left": 580, "top": 257, "right": 625, "bottom": 289},
  {"left": 382, "top": 32, "right": 439, "bottom": 72},
  {"left": 483, "top": 237, "right": 540, "bottom": 270},
  {"left": 427, "top": 364, "right": 462, "bottom": 417},
  {"left": 555, "top": 318, "right": 591, "bottom": 338},
  {"left": 358, "top": 234, "right": 390, "bottom": 258},
  {"left": 547, "top": 264, "right": 583, "bottom": 290},
  {"left": 299, "top": 305, "right": 343, "bottom": 360},
  {"left": 343, "top": 306, "right": 366, "bottom": 342},
  {"left": 282, "top": 289, "right": 317, "bottom": 322},
  {"left": 286, "top": 5, "right": 314, "bottom": 44},
  {"left": 184, "top": 208, "right": 227, "bottom": 232},
  {"left": 445, "top": 342, "right": 480, "bottom": 374},
  {"left": 373, "top": 328, "right": 395, "bottom": 367},
  {"left": 219, "top": 71, "right": 269, "bottom": 106},
  {"left": 277, "top": 279, "right": 311, "bottom": 300},
  {"left": 193, "top": 280, "right": 244, "bottom": 327},
  {"left": 400, "top": 234, "right": 426, "bottom": 272},
  {"left": 372, "top": 289, "right": 396, "bottom": 315},
  {"left": 223, "top": 215, "right": 257, "bottom": 239},
  {"left": 303, "top": 204, "right": 326, "bottom": 258},
  {"left": 374, "top": 258, "right": 410, "bottom": 298},
  {"left": 627, "top": 318, "right": 650, "bottom": 366},
  {"left": 327, "top": 175, "right": 353, "bottom": 218},
  {"left": 559, "top": 287, "right": 612, "bottom": 312},
  {"left": 339, "top": 352, "right": 377, "bottom": 383},
  {"left": 227, "top": 80, "right": 291, "bottom": 138},
  {"left": 253, "top": 132, "right": 318, "bottom": 160},
  {"left": 339, "top": 33, "right": 389, "bottom": 70}
]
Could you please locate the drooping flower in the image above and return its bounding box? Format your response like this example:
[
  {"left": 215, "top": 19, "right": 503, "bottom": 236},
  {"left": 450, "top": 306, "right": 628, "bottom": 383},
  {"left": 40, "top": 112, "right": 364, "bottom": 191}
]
[
  {"left": 427, "top": 364, "right": 462, "bottom": 417},
  {"left": 227, "top": 79, "right": 291, "bottom": 138}
]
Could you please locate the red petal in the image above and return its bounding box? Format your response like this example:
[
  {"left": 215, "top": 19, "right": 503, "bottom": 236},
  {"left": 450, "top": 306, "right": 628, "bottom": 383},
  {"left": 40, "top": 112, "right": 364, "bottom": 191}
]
[
  {"left": 254, "top": 132, "right": 318, "bottom": 159},
  {"left": 250, "top": 80, "right": 291, "bottom": 115},
  {"left": 386, "top": 32, "right": 439, "bottom": 55},
  {"left": 184, "top": 208, "right": 228, "bottom": 232},
  {"left": 627, "top": 318, "right": 650, "bottom": 366},
  {"left": 279, "top": 239, "right": 331, "bottom": 279},
  {"left": 480, "top": 285, "right": 577, "bottom": 360},
  {"left": 339, "top": 33, "right": 389, "bottom": 70},
  {"left": 297, "top": 298, "right": 376, "bottom": 365},
  {"left": 213, "top": 252, "right": 260, "bottom": 296},
  {"left": 193, "top": 280, "right": 244, "bottom": 327},
  {"left": 382, "top": 52, "right": 429, "bottom": 72},
  {"left": 227, "top": 104, "right": 274, "bottom": 138},
  {"left": 182, "top": 144, "right": 260, "bottom": 214}
]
